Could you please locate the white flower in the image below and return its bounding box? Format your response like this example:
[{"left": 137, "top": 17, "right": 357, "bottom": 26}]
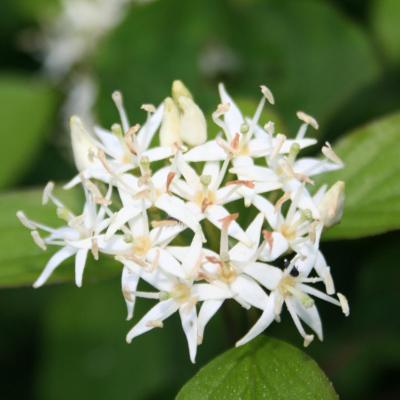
[
  {"left": 176, "top": 213, "right": 270, "bottom": 341},
  {"left": 17, "top": 181, "right": 116, "bottom": 287},
  {"left": 125, "top": 234, "right": 231, "bottom": 363},
  {"left": 169, "top": 152, "right": 258, "bottom": 245},
  {"left": 237, "top": 259, "right": 349, "bottom": 347},
  {"left": 17, "top": 81, "right": 348, "bottom": 361},
  {"left": 65, "top": 93, "right": 175, "bottom": 192},
  {"left": 185, "top": 84, "right": 316, "bottom": 164}
]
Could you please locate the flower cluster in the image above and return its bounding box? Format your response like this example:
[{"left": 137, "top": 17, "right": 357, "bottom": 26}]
[{"left": 18, "top": 81, "right": 349, "bottom": 362}]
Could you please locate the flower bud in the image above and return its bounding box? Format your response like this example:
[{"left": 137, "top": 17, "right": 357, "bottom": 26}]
[
  {"left": 70, "top": 116, "right": 98, "bottom": 172},
  {"left": 160, "top": 97, "right": 181, "bottom": 147},
  {"left": 177, "top": 96, "right": 207, "bottom": 146},
  {"left": 318, "top": 181, "right": 345, "bottom": 227},
  {"left": 172, "top": 80, "right": 193, "bottom": 103}
]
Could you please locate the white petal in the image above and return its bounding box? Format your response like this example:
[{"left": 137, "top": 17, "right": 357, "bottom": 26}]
[
  {"left": 151, "top": 166, "right": 170, "bottom": 190},
  {"left": 229, "top": 213, "right": 264, "bottom": 262},
  {"left": 184, "top": 140, "right": 226, "bottom": 162},
  {"left": 231, "top": 276, "right": 268, "bottom": 309},
  {"left": 206, "top": 204, "right": 251, "bottom": 246},
  {"left": 75, "top": 248, "right": 88, "bottom": 287},
  {"left": 142, "top": 146, "right": 173, "bottom": 162},
  {"left": 230, "top": 165, "right": 275, "bottom": 182},
  {"left": 236, "top": 292, "right": 276, "bottom": 346},
  {"left": 280, "top": 138, "right": 317, "bottom": 153},
  {"left": 251, "top": 195, "right": 279, "bottom": 228},
  {"left": 148, "top": 247, "right": 185, "bottom": 279},
  {"left": 94, "top": 127, "right": 124, "bottom": 160},
  {"left": 197, "top": 299, "right": 224, "bottom": 344},
  {"left": 202, "top": 161, "right": 221, "bottom": 190},
  {"left": 155, "top": 194, "right": 202, "bottom": 236},
  {"left": 126, "top": 299, "right": 178, "bottom": 343},
  {"left": 176, "top": 153, "right": 201, "bottom": 189},
  {"left": 97, "top": 235, "right": 131, "bottom": 255},
  {"left": 243, "top": 262, "right": 282, "bottom": 290},
  {"left": 106, "top": 205, "right": 142, "bottom": 239},
  {"left": 286, "top": 297, "right": 314, "bottom": 346},
  {"left": 218, "top": 83, "right": 243, "bottom": 138},
  {"left": 291, "top": 299, "right": 323, "bottom": 341},
  {"left": 150, "top": 224, "right": 186, "bottom": 247},
  {"left": 121, "top": 266, "right": 139, "bottom": 320},
  {"left": 137, "top": 103, "right": 164, "bottom": 151},
  {"left": 192, "top": 283, "right": 231, "bottom": 301},
  {"left": 259, "top": 232, "right": 289, "bottom": 262},
  {"left": 179, "top": 305, "right": 198, "bottom": 363},
  {"left": 33, "top": 246, "right": 76, "bottom": 288},
  {"left": 294, "top": 158, "right": 341, "bottom": 177},
  {"left": 182, "top": 233, "right": 203, "bottom": 277}
]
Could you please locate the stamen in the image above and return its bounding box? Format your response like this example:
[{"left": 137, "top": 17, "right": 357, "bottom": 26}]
[
  {"left": 225, "top": 179, "right": 255, "bottom": 189},
  {"left": 296, "top": 111, "right": 319, "bottom": 130},
  {"left": 124, "top": 124, "right": 140, "bottom": 155},
  {"left": 31, "top": 230, "right": 47, "bottom": 250},
  {"left": 262, "top": 229, "right": 274, "bottom": 250},
  {"left": 16, "top": 211, "right": 36, "bottom": 230},
  {"left": 270, "top": 134, "right": 286, "bottom": 159},
  {"left": 112, "top": 91, "right": 130, "bottom": 133},
  {"left": 166, "top": 172, "right": 176, "bottom": 192},
  {"left": 219, "top": 213, "right": 238, "bottom": 261},
  {"left": 286, "top": 300, "right": 314, "bottom": 347},
  {"left": 264, "top": 121, "right": 275, "bottom": 136},
  {"left": 42, "top": 181, "right": 55, "bottom": 205},
  {"left": 322, "top": 142, "right": 344, "bottom": 166},
  {"left": 141, "top": 104, "right": 156, "bottom": 113},
  {"left": 337, "top": 293, "right": 350, "bottom": 316},
  {"left": 91, "top": 238, "right": 99, "bottom": 260},
  {"left": 131, "top": 291, "right": 161, "bottom": 300},
  {"left": 213, "top": 156, "right": 231, "bottom": 191},
  {"left": 260, "top": 84, "right": 275, "bottom": 105}
]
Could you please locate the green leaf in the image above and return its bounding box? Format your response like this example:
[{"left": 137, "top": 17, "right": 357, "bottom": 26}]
[
  {"left": 321, "top": 112, "right": 400, "bottom": 240},
  {"left": 95, "top": 0, "right": 379, "bottom": 132},
  {"left": 371, "top": 0, "right": 400, "bottom": 64},
  {"left": 177, "top": 336, "right": 338, "bottom": 400},
  {"left": 0, "top": 187, "right": 119, "bottom": 288},
  {"left": 0, "top": 75, "right": 57, "bottom": 188}
]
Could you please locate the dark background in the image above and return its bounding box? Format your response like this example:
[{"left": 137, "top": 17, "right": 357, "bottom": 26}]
[{"left": 0, "top": 0, "right": 399, "bottom": 398}]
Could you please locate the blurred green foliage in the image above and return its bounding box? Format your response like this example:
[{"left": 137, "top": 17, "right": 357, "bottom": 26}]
[{"left": 0, "top": 0, "right": 399, "bottom": 399}]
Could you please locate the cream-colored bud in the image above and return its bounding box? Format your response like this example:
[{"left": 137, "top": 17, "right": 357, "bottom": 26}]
[
  {"left": 172, "top": 80, "right": 193, "bottom": 103},
  {"left": 160, "top": 97, "right": 181, "bottom": 147},
  {"left": 177, "top": 96, "right": 207, "bottom": 146},
  {"left": 70, "top": 116, "right": 98, "bottom": 172},
  {"left": 318, "top": 181, "right": 345, "bottom": 227}
]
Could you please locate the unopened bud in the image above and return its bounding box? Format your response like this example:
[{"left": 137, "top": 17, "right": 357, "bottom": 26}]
[
  {"left": 160, "top": 97, "right": 181, "bottom": 147},
  {"left": 172, "top": 80, "right": 193, "bottom": 103},
  {"left": 70, "top": 116, "right": 98, "bottom": 172},
  {"left": 177, "top": 96, "right": 207, "bottom": 146},
  {"left": 318, "top": 181, "right": 345, "bottom": 227}
]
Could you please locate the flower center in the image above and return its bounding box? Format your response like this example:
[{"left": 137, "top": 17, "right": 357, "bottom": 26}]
[
  {"left": 220, "top": 261, "right": 237, "bottom": 284},
  {"left": 278, "top": 274, "right": 296, "bottom": 297},
  {"left": 193, "top": 190, "right": 217, "bottom": 211},
  {"left": 171, "top": 283, "right": 192, "bottom": 303},
  {"left": 132, "top": 235, "right": 152, "bottom": 257},
  {"left": 280, "top": 223, "right": 296, "bottom": 240}
]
